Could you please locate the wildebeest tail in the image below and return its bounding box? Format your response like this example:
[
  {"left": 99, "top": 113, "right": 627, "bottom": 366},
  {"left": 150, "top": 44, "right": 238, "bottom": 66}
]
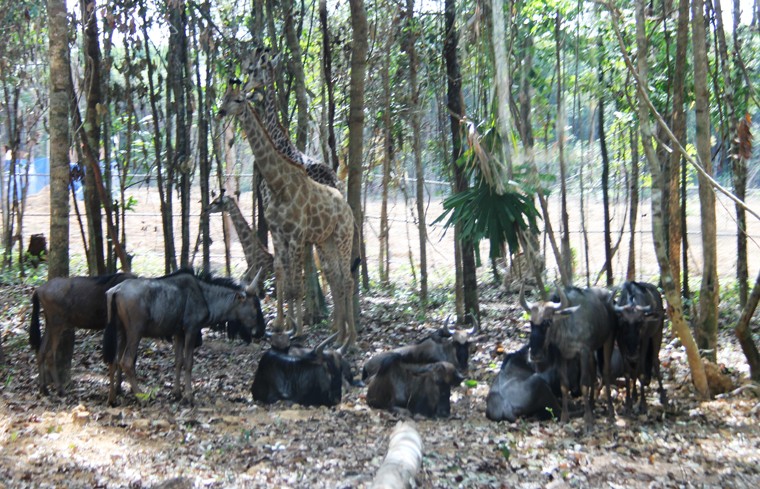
[
  {"left": 103, "top": 292, "right": 119, "bottom": 364},
  {"left": 29, "top": 291, "right": 41, "bottom": 352}
]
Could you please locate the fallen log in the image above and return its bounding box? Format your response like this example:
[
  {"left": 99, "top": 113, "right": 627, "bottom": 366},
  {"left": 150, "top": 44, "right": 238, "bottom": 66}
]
[{"left": 371, "top": 421, "right": 423, "bottom": 489}]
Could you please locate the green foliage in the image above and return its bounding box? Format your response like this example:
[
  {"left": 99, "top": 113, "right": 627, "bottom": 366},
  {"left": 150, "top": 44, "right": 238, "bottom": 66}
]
[{"left": 433, "top": 181, "right": 540, "bottom": 260}]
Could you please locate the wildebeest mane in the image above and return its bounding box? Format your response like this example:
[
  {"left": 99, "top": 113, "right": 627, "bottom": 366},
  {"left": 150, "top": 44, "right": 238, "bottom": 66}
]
[{"left": 93, "top": 272, "right": 132, "bottom": 286}]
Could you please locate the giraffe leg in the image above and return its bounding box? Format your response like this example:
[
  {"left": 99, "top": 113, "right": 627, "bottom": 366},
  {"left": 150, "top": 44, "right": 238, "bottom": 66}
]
[
  {"left": 288, "top": 243, "right": 306, "bottom": 337},
  {"left": 271, "top": 235, "right": 288, "bottom": 332},
  {"left": 316, "top": 243, "right": 345, "bottom": 344}
]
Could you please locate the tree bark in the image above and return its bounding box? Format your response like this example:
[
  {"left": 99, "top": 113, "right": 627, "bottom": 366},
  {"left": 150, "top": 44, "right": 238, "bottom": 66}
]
[
  {"left": 489, "top": 0, "right": 513, "bottom": 180},
  {"left": 445, "top": 0, "right": 479, "bottom": 322},
  {"left": 626, "top": 127, "right": 639, "bottom": 281},
  {"left": 371, "top": 422, "right": 423, "bottom": 489},
  {"left": 693, "top": 0, "right": 720, "bottom": 361},
  {"left": 622, "top": 0, "right": 709, "bottom": 397},
  {"left": 319, "top": 0, "right": 339, "bottom": 172},
  {"left": 598, "top": 35, "right": 612, "bottom": 287},
  {"left": 734, "top": 268, "right": 760, "bottom": 381},
  {"left": 48, "top": 0, "right": 70, "bottom": 280},
  {"left": 348, "top": 0, "right": 368, "bottom": 316},
  {"left": 46, "top": 0, "right": 74, "bottom": 390},
  {"left": 406, "top": 0, "right": 428, "bottom": 306},
  {"left": 81, "top": 0, "right": 105, "bottom": 275},
  {"left": 282, "top": 0, "right": 309, "bottom": 149},
  {"left": 557, "top": 13, "right": 573, "bottom": 284}
]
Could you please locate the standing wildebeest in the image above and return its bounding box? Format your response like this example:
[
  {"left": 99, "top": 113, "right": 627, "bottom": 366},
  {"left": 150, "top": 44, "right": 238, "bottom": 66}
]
[
  {"left": 613, "top": 281, "right": 666, "bottom": 414},
  {"left": 103, "top": 269, "right": 265, "bottom": 405},
  {"left": 251, "top": 333, "right": 346, "bottom": 407},
  {"left": 361, "top": 319, "right": 478, "bottom": 381},
  {"left": 366, "top": 353, "right": 464, "bottom": 418},
  {"left": 29, "top": 272, "right": 135, "bottom": 395},
  {"left": 486, "top": 345, "right": 563, "bottom": 422},
  {"left": 521, "top": 285, "right": 617, "bottom": 427}
]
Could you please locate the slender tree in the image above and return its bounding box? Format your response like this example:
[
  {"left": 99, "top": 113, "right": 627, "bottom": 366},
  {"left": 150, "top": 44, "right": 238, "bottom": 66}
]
[
  {"left": 444, "top": 0, "right": 479, "bottom": 322},
  {"left": 693, "top": 0, "right": 720, "bottom": 361}
]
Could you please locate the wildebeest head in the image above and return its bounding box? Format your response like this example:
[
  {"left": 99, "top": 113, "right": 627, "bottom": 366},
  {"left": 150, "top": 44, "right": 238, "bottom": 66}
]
[
  {"left": 251, "top": 333, "right": 344, "bottom": 407},
  {"left": 520, "top": 285, "right": 579, "bottom": 364},
  {"left": 613, "top": 284, "right": 657, "bottom": 363},
  {"left": 224, "top": 268, "right": 267, "bottom": 340},
  {"left": 436, "top": 315, "right": 480, "bottom": 372}
]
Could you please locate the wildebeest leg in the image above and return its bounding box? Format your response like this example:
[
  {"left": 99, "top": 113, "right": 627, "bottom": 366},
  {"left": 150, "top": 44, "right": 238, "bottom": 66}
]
[
  {"left": 120, "top": 332, "right": 143, "bottom": 401},
  {"left": 172, "top": 334, "right": 185, "bottom": 400},
  {"left": 108, "top": 328, "right": 128, "bottom": 405},
  {"left": 182, "top": 333, "right": 196, "bottom": 404},
  {"left": 559, "top": 360, "right": 572, "bottom": 423},
  {"left": 579, "top": 351, "right": 595, "bottom": 427},
  {"left": 601, "top": 341, "right": 615, "bottom": 422},
  {"left": 37, "top": 328, "right": 52, "bottom": 395}
]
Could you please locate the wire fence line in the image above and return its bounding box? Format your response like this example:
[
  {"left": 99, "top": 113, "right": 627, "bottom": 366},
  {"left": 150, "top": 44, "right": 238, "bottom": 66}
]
[{"left": 8, "top": 173, "right": 760, "bottom": 283}]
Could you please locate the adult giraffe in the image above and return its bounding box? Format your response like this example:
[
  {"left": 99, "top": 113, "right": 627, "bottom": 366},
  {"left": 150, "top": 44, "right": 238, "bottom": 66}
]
[{"left": 217, "top": 80, "right": 357, "bottom": 351}]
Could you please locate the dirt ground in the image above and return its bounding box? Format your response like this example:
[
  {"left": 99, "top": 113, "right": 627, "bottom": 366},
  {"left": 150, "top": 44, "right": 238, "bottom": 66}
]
[
  {"left": 1, "top": 277, "right": 759, "bottom": 488},
  {"left": 2, "top": 185, "right": 759, "bottom": 487}
]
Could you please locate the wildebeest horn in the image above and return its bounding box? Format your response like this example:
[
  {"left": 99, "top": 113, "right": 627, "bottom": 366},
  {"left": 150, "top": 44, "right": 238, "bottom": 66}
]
[
  {"left": 556, "top": 285, "right": 570, "bottom": 309},
  {"left": 468, "top": 313, "right": 480, "bottom": 335},
  {"left": 519, "top": 284, "right": 533, "bottom": 312},
  {"left": 444, "top": 314, "right": 455, "bottom": 335},
  {"left": 246, "top": 267, "right": 264, "bottom": 295},
  {"left": 611, "top": 287, "right": 620, "bottom": 304},
  {"left": 315, "top": 332, "right": 339, "bottom": 356}
]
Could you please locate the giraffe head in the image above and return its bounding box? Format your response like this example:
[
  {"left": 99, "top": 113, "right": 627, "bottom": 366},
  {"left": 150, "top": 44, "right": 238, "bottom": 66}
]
[
  {"left": 242, "top": 46, "right": 279, "bottom": 93},
  {"left": 207, "top": 192, "right": 234, "bottom": 214},
  {"left": 217, "top": 79, "right": 248, "bottom": 119}
]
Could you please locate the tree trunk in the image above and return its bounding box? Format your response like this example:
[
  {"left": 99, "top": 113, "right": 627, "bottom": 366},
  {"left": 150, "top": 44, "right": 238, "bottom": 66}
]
[
  {"left": 348, "top": 0, "right": 368, "bottom": 317},
  {"left": 167, "top": 1, "right": 192, "bottom": 270},
  {"left": 668, "top": 0, "right": 689, "bottom": 294},
  {"left": 319, "top": 0, "right": 339, "bottom": 172},
  {"left": 628, "top": 0, "right": 709, "bottom": 397},
  {"left": 557, "top": 13, "right": 573, "bottom": 284},
  {"left": 379, "top": 18, "right": 396, "bottom": 285},
  {"left": 282, "top": 0, "right": 309, "bottom": 149},
  {"left": 46, "top": 0, "right": 73, "bottom": 389},
  {"left": 81, "top": 0, "right": 105, "bottom": 275},
  {"left": 193, "top": 1, "right": 212, "bottom": 274},
  {"left": 626, "top": 127, "right": 639, "bottom": 281},
  {"left": 692, "top": 0, "right": 719, "bottom": 362},
  {"left": 598, "top": 38, "right": 612, "bottom": 287},
  {"left": 489, "top": 0, "right": 513, "bottom": 180},
  {"left": 406, "top": 0, "right": 427, "bottom": 306},
  {"left": 445, "top": 0, "right": 479, "bottom": 323},
  {"left": 735, "top": 268, "right": 760, "bottom": 381}
]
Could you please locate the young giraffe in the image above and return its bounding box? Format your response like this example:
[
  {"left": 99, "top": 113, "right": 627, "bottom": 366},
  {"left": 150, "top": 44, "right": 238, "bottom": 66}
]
[
  {"left": 207, "top": 193, "right": 274, "bottom": 286},
  {"left": 242, "top": 47, "right": 339, "bottom": 193},
  {"left": 217, "top": 81, "right": 357, "bottom": 350}
]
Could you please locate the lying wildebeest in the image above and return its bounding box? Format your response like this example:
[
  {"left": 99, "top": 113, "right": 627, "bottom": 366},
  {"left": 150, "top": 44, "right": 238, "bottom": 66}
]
[
  {"left": 366, "top": 353, "right": 464, "bottom": 418},
  {"left": 251, "top": 333, "right": 345, "bottom": 407},
  {"left": 29, "top": 272, "right": 135, "bottom": 395},
  {"left": 521, "top": 285, "right": 617, "bottom": 427},
  {"left": 271, "top": 333, "right": 363, "bottom": 388},
  {"left": 613, "top": 281, "right": 666, "bottom": 413},
  {"left": 103, "top": 269, "right": 265, "bottom": 405},
  {"left": 361, "top": 318, "right": 479, "bottom": 381},
  {"left": 486, "top": 345, "right": 562, "bottom": 422}
]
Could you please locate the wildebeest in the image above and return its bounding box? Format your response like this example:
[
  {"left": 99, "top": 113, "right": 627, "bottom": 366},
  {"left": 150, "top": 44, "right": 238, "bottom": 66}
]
[
  {"left": 521, "top": 285, "right": 617, "bottom": 427},
  {"left": 613, "top": 281, "right": 666, "bottom": 413},
  {"left": 361, "top": 319, "right": 478, "bottom": 381},
  {"left": 486, "top": 345, "right": 562, "bottom": 422},
  {"left": 29, "top": 272, "right": 135, "bottom": 395},
  {"left": 366, "top": 353, "right": 464, "bottom": 418},
  {"left": 103, "top": 269, "right": 265, "bottom": 405},
  {"left": 271, "top": 334, "right": 363, "bottom": 388},
  {"left": 251, "top": 333, "right": 345, "bottom": 407}
]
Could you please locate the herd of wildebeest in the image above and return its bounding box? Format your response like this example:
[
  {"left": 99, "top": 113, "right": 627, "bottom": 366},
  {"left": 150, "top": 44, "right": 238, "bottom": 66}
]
[{"left": 28, "top": 269, "right": 666, "bottom": 428}]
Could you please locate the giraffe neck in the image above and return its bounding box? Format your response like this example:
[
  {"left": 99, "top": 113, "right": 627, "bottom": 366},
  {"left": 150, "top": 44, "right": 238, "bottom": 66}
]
[
  {"left": 222, "top": 199, "right": 257, "bottom": 266},
  {"left": 237, "top": 102, "right": 307, "bottom": 196},
  {"left": 253, "top": 85, "right": 309, "bottom": 167}
]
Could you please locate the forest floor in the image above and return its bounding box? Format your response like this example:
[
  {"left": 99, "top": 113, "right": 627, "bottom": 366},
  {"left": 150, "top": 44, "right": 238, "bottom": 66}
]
[{"left": 1, "top": 279, "right": 759, "bottom": 488}]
